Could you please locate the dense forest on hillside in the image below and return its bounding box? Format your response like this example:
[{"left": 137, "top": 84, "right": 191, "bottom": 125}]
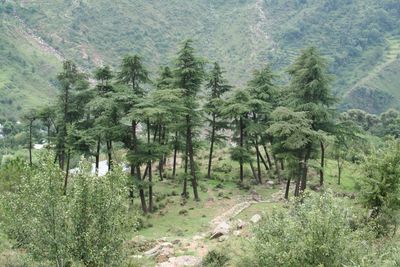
[{"left": 0, "top": 36, "right": 400, "bottom": 266}]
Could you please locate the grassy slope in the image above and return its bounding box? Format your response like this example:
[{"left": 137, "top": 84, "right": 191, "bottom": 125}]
[{"left": 0, "top": 12, "right": 60, "bottom": 120}]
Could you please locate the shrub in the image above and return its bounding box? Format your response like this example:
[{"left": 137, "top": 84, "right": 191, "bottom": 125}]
[
  {"left": 249, "top": 191, "right": 373, "bottom": 267},
  {"left": 1, "top": 155, "right": 131, "bottom": 266},
  {"left": 360, "top": 140, "right": 400, "bottom": 236},
  {"left": 201, "top": 249, "right": 229, "bottom": 267}
]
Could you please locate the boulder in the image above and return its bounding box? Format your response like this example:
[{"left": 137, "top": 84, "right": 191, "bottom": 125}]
[
  {"left": 157, "top": 256, "right": 201, "bottom": 267},
  {"left": 144, "top": 242, "right": 174, "bottom": 259},
  {"left": 233, "top": 230, "right": 241, "bottom": 236},
  {"left": 236, "top": 219, "right": 246, "bottom": 229},
  {"left": 218, "top": 235, "right": 229, "bottom": 242},
  {"left": 250, "top": 214, "right": 262, "bottom": 224},
  {"left": 210, "top": 222, "right": 230, "bottom": 239}
]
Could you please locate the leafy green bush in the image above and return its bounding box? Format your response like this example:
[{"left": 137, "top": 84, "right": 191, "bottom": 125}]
[
  {"left": 201, "top": 249, "right": 229, "bottom": 267},
  {"left": 1, "top": 155, "right": 132, "bottom": 266},
  {"left": 247, "top": 192, "right": 373, "bottom": 267},
  {"left": 360, "top": 140, "right": 400, "bottom": 236}
]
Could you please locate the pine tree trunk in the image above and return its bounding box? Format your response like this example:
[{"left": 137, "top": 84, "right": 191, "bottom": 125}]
[
  {"left": 132, "top": 120, "right": 147, "bottom": 213},
  {"left": 249, "top": 161, "right": 259, "bottom": 183},
  {"left": 319, "top": 141, "right": 325, "bottom": 186},
  {"left": 63, "top": 149, "right": 71, "bottom": 195},
  {"left": 172, "top": 131, "right": 178, "bottom": 178},
  {"left": 239, "top": 117, "right": 244, "bottom": 182},
  {"left": 207, "top": 113, "right": 216, "bottom": 179},
  {"left": 187, "top": 116, "right": 199, "bottom": 201},
  {"left": 255, "top": 140, "right": 262, "bottom": 183},
  {"left": 95, "top": 138, "right": 100, "bottom": 175},
  {"left": 263, "top": 145, "right": 273, "bottom": 169},
  {"left": 147, "top": 120, "right": 153, "bottom": 212},
  {"left": 300, "top": 146, "right": 312, "bottom": 192},
  {"left": 29, "top": 120, "right": 33, "bottom": 166},
  {"left": 107, "top": 140, "right": 113, "bottom": 171},
  {"left": 182, "top": 126, "right": 189, "bottom": 198},
  {"left": 284, "top": 177, "right": 291, "bottom": 199},
  {"left": 272, "top": 154, "right": 282, "bottom": 182},
  {"left": 337, "top": 157, "right": 342, "bottom": 185},
  {"left": 258, "top": 150, "right": 269, "bottom": 171}
]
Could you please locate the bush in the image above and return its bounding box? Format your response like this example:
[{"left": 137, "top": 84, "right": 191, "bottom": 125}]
[
  {"left": 248, "top": 192, "right": 373, "bottom": 267},
  {"left": 360, "top": 140, "right": 400, "bottom": 236},
  {"left": 1, "top": 155, "right": 131, "bottom": 266},
  {"left": 201, "top": 249, "right": 229, "bottom": 267}
]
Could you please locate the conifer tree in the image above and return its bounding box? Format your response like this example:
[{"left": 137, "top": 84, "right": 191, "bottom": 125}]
[
  {"left": 205, "top": 62, "right": 231, "bottom": 179},
  {"left": 118, "top": 54, "right": 150, "bottom": 212},
  {"left": 286, "top": 47, "right": 334, "bottom": 190},
  {"left": 174, "top": 40, "right": 204, "bottom": 201}
]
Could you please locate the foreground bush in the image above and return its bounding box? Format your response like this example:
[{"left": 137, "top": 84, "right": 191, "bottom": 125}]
[
  {"left": 1, "top": 155, "right": 132, "bottom": 266},
  {"left": 246, "top": 192, "right": 372, "bottom": 267}
]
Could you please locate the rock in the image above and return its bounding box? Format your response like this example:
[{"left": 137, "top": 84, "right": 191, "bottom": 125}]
[
  {"left": 144, "top": 242, "right": 174, "bottom": 259},
  {"left": 218, "top": 235, "right": 229, "bottom": 242},
  {"left": 236, "top": 219, "right": 246, "bottom": 229},
  {"left": 233, "top": 230, "right": 241, "bottom": 236},
  {"left": 210, "top": 221, "right": 230, "bottom": 239},
  {"left": 158, "top": 256, "right": 202, "bottom": 267},
  {"left": 250, "top": 214, "right": 262, "bottom": 224},
  {"left": 193, "top": 235, "right": 203, "bottom": 241},
  {"left": 266, "top": 180, "right": 275, "bottom": 186},
  {"left": 172, "top": 239, "right": 182, "bottom": 245}
]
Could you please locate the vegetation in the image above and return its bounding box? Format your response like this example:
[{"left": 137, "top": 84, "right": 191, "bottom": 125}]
[{"left": 1, "top": 1, "right": 400, "bottom": 266}]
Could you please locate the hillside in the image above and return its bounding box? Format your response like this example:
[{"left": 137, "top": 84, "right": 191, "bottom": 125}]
[
  {"left": 1, "top": 0, "right": 400, "bottom": 118},
  {"left": 0, "top": 8, "right": 60, "bottom": 120}
]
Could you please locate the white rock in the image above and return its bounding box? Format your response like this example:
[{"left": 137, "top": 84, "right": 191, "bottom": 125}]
[
  {"left": 250, "top": 214, "right": 262, "bottom": 224},
  {"left": 157, "top": 256, "right": 201, "bottom": 267},
  {"left": 233, "top": 230, "right": 241, "bottom": 236},
  {"left": 210, "top": 222, "right": 231, "bottom": 239},
  {"left": 236, "top": 219, "right": 246, "bottom": 229}
]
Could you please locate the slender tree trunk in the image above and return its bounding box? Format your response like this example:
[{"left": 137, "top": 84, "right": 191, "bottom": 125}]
[
  {"left": 63, "top": 149, "right": 71, "bottom": 195},
  {"left": 173, "top": 131, "right": 178, "bottom": 178},
  {"left": 239, "top": 117, "right": 244, "bottom": 182},
  {"left": 300, "top": 146, "right": 312, "bottom": 192},
  {"left": 258, "top": 151, "right": 269, "bottom": 171},
  {"left": 263, "top": 145, "right": 273, "bottom": 170},
  {"left": 319, "top": 141, "right": 325, "bottom": 186},
  {"left": 249, "top": 161, "right": 258, "bottom": 183},
  {"left": 280, "top": 159, "right": 284, "bottom": 171},
  {"left": 158, "top": 125, "right": 164, "bottom": 180},
  {"left": 284, "top": 177, "right": 291, "bottom": 199},
  {"left": 132, "top": 120, "right": 147, "bottom": 213},
  {"left": 129, "top": 167, "right": 134, "bottom": 205},
  {"left": 107, "top": 140, "right": 113, "bottom": 171},
  {"left": 29, "top": 120, "right": 33, "bottom": 166},
  {"left": 147, "top": 120, "right": 153, "bottom": 212},
  {"left": 272, "top": 154, "right": 282, "bottom": 182},
  {"left": 182, "top": 125, "right": 189, "bottom": 198},
  {"left": 95, "top": 138, "right": 100, "bottom": 175},
  {"left": 294, "top": 162, "right": 302, "bottom": 197},
  {"left": 337, "top": 157, "right": 342, "bottom": 185},
  {"left": 255, "top": 139, "right": 262, "bottom": 183},
  {"left": 187, "top": 115, "right": 199, "bottom": 201},
  {"left": 207, "top": 113, "right": 216, "bottom": 179}
]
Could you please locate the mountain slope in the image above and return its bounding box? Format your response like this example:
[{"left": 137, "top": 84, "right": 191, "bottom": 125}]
[
  {"left": 0, "top": 9, "right": 60, "bottom": 120},
  {"left": 1, "top": 0, "right": 400, "bottom": 119}
]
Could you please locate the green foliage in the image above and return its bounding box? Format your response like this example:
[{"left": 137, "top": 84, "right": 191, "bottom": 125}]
[
  {"left": 201, "top": 249, "right": 229, "bottom": 267},
  {"left": 1, "top": 154, "right": 132, "bottom": 266},
  {"left": 360, "top": 140, "right": 400, "bottom": 235},
  {"left": 248, "top": 192, "right": 372, "bottom": 267}
]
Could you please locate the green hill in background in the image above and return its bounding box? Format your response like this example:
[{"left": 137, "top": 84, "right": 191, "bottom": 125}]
[{"left": 1, "top": 0, "right": 399, "bottom": 119}]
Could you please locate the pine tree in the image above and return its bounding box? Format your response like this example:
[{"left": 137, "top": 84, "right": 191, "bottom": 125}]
[
  {"left": 205, "top": 62, "right": 231, "bottom": 179},
  {"left": 287, "top": 47, "right": 335, "bottom": 190},
  {"left": 174, "top": 40, "right": 204, "bottom": 201},
  {"left": 118, "top": 54, "right": 150, "bottom": 212}
]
